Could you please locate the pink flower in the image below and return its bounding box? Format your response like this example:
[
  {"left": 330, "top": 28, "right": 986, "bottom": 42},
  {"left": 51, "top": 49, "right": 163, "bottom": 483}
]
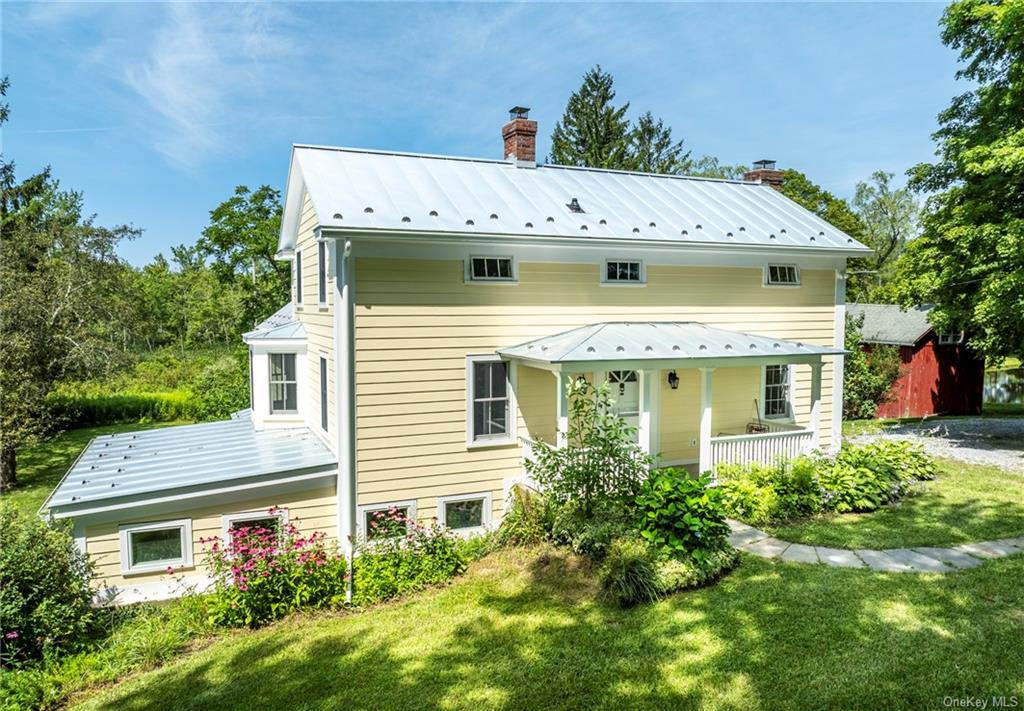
[
  {"left": 166, "top": 566, "right": 175, "bottom": 574},
  {"left": 5, "top": 631, "right": 18, "bottom": 639}
]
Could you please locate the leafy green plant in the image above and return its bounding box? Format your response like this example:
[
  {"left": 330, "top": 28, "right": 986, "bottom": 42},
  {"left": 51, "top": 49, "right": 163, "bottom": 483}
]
[
  {"left": 634, "top": 470, "right": 729, "bottom": 562},
  {"left": 598, "top": 537, "right": 660, "bottom": 607},
  {"left": 352, "top": 509, "right": 467, "bottom": 606},
  {"left": 547, "top": 498, "right": 634, "bottom": 559},
  {"left": 717, "top": 456, "right": 822, "bottom": 525},
  {"left": 203, "top": 509, "right": 348, "bottom": 628},
  {"left": 822, "top": 440, "right": 936, "bottom": 512},
  {"left": 494, "top": 485, "right": 552, "bottom": 547},
  {"left": 527, "top": 378, "right": 653, "bottom": 518},
  {"left": 844, "top": 312, "right": 903, "bottom": 420},
  {"left": 0, "top": 502, "right": 96, "bottom": 667}
]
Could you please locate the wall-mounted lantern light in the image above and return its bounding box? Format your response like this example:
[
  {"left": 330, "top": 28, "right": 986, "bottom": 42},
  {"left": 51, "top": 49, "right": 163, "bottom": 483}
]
[{"left": 667, "top": 370, "right": 680, "bottom": 390}]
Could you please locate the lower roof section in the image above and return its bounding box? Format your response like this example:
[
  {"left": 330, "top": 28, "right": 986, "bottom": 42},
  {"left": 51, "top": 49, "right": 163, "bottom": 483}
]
[
  {"left": 44, "top": 418, "right": 336, "bottom": 515},
  {"left": 497, "top": 321, "right": 845, "bottom": 373}
]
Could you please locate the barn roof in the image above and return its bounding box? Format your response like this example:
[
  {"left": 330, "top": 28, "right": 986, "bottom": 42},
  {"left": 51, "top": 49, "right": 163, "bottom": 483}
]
[
  {"left": 279, "top": 145, "right": 872, "bottom": 256},
  {"left": 848, "top": 303, "right": 934, "bottom": 346}
]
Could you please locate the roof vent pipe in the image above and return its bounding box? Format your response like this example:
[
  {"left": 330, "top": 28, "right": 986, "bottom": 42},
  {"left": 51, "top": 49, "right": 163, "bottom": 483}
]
[{"left": 502, "top": 106, "right": 537, "bottom": 167}]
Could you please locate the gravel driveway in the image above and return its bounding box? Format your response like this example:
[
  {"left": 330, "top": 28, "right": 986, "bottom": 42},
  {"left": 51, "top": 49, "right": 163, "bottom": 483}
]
[{"left": 850, "top": 417, "right": 1024, "bottom": 472}]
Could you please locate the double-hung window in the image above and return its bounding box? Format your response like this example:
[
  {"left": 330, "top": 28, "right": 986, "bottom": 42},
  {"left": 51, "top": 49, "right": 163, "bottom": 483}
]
[
  {"left": 119, "top": 519, "right": 193, "bottom": 575},
  {"left": 317, "top": 241, "right": 327, "bottom": 304},
  {"left": 765, "top": 264, "right": 800, "bottom": 286},
  {"left": 469, "top": 256, "right": 515, "bottom": 281},
  {"left": 269, "top": 353, "right": 298, "bottom": 414},
  {"left": 763, "top": 365, "right": 791, "bottom": 418},
  {"left": 294, "top": 249, "right": 303, "bottom": 305},
  {"left": 604, "top": 259, "right": 642, "bottom": 283},
  {"left": 467, "top": 357, "right": 511, "bottom": 444}
]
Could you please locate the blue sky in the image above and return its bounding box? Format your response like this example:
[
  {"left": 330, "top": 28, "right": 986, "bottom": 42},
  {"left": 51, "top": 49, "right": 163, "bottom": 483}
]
[{"left": 4, "top": 2, "right": 961, "bottom": 266}]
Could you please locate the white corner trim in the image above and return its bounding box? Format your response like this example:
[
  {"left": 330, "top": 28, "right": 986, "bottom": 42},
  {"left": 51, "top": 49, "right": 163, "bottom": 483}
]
[
  {"left": 437, "top": 491, "right": 493, "bottom": 534},
  {"left": 465, "top": 354, "right": 517, "bottom": 447},
  {"left": 118, "top": 518, "right": 193, "bottom": 576},
  {"left": 832, "top": 269, "right": 847, "bottom": 451}
]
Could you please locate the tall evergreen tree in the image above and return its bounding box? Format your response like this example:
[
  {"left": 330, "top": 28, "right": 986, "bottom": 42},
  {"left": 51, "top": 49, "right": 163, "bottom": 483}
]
[
  {"left": 629, "top": 112, "right": 691, "bottom": 174},
  {"left": 550, "top": 66, "right": 632, "bottom": 169}
]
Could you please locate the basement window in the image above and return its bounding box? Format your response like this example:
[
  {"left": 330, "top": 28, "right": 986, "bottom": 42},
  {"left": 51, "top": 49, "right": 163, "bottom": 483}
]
[
  {"left": 119, "top": 519, "right": 193, "bottom": 575},
  {"left": 765, "top": 264, "right": 800, "bottom": 286},
  {"left": 469, "top": 256, "right": 515, "bottom": 282},
  {"left": 438, "top": 493, "right": 492, "bottom": 533},
  {"left": 604, "top": 259, "right": 643, "bottom": 283},
  {"left": 359, "top": 501, "right": 417, "bottom": 541}
]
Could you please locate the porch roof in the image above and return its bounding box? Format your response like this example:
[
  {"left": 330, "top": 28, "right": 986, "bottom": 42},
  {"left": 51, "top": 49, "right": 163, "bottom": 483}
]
[{"left": 497, "top": 322, "right": 844, "bottom": 372}]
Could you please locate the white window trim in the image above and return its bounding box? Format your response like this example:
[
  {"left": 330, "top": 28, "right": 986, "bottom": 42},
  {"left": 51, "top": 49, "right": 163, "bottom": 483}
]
[
  {"left": 269, "top": 352, "right": 299, "bottom": 415},
  {"left": 222, "top": 509, "right": 290, "bottom": 543},
  {"left": 601, "top": 258, "right": 646, "bottom": 286},
  {"left": 317, "top": 240, "right": 328, "bottom": 307},
  {"left": 294, "top": 248, "right": 303, "bottom": 307},
  {"left": 763, "top": 264, "right": 801, "bottom": 288},
  {"left": 357, "top": 500, "right": 418, "bottom": 541},
  {"left": 760, "top": 364, "right": 796, "bottom": 421},
  {"left": 937, "top": 331, "right": 964, "bottom": 345},
  {"left": 319, "top": 352, "right": 329, "bottom": 432},
  {"left": 465, "top": 255, "right": 518, "bottom": 284},
  {"left": 466, "top": 355, "right": 517, "bottom": 448},
  {"left": 119, "top": 519, "right": 193, "bottom": 576},
  {"left": 437, "top": 492, "right": 493, "bottom": 535}
]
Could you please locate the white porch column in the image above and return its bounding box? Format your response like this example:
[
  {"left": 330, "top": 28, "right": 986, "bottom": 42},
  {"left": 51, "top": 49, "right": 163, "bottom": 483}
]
[
  {"left": 555, "top": 372, "right": 569, "bottom": 447},
  {"left": 809, "top": 361, "right": 824, "bottom": 449},
  {"left": 638, "top": 370, "right": 656, "bottom": 459},
  {"left": 698, "top": 368, "right": 714, "bottom": 474}
]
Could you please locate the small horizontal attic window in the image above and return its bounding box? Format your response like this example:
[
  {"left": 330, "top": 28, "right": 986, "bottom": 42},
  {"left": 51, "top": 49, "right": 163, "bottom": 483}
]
[
  {"left": 469, "top": 256, "right": 515, "bottom": 281},
  {"left": 605, "top": 259, "right": 643, "bottom": 283},
  {"left": 765, "top": 264, "right": 800, "bottom": 286},
  {"left": 937, "top": 331, "right": 964, "bottom": 345}
]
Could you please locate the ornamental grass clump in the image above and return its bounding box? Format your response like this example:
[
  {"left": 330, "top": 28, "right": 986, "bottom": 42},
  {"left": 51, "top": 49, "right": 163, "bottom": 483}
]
[{"left": 202, "top": 508, "right": 347, "bottom": 628}]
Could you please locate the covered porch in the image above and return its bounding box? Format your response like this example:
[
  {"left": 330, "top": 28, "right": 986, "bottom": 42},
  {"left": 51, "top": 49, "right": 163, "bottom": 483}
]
[{"left": 498, "top": 322, "right": 843, "bottom": 473}]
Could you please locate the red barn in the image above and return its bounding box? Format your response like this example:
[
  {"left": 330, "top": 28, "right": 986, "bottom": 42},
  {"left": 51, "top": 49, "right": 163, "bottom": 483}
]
[{"left": 848, "top": 303, "right": 985, "bottom": 418}]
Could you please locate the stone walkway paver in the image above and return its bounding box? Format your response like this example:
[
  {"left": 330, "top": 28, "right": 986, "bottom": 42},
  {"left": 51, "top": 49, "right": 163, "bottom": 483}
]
[{"left": 726, "top": 519, "right": 1024, "bottom": 573}]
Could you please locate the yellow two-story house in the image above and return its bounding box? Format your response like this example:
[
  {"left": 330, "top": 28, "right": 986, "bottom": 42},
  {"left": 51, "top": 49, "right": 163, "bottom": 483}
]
[{"left": 43, "top": 109, "right": 869, "bottom": 603}]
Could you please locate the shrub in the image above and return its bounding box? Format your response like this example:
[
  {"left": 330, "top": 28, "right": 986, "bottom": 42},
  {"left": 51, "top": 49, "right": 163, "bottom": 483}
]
[
  {"left": 203, "top": 509, "right": 348, "bottom": 628},
  {"left": 599, "top": 536, "right": 739, "bottom": 607},
  {"left": 634, "top": 470, "right": 729, "bottom": 562},
  {"left": 47, "top": 389, "right": 196, "bottom": 427},
  {"left": 547, "top": 498, "right": 634, "bottom": 559},
  {"left": 189, "top": 350, "right": 250, "bottom": 420},
  {"left": 0, "top": 502, "right": 95, "bottom": 667},
  {"left": 844, "top": 312, "right": 903, "bottom": 420},
  {"left": 352, "top": 509, "right": 467, "bottom": 606},
  {"left": 717, "top": 456, "right": 822, "bottom": 525},
  {"left": 527, "top": 379, "right": 653, "bottom": 517}
]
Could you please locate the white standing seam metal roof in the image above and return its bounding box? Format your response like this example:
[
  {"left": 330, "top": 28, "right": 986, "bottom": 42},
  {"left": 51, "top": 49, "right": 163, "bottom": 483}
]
[
  {"left": 243, "top": 303, "right": 306, "bottom": 342},
  {"left": 847, "top": 303, "right": 934, "bottom": 346},
  {"left": 497, "top": 322, "right": 845, "bottom": 369},
  {"left": 44, "top": 418, "right": 336, "bottom": 511},
  {"left": 280, "top": 145, "right": 872, "bottom": 255}
]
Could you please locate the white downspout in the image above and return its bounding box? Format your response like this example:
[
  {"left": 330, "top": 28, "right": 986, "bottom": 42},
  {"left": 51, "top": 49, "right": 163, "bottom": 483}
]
[
  {"left": 333, "top": 239, "right": 357, "bottom": 603},
  {"left": 832, "top": 268, "right": 847, "bottom": 452}
]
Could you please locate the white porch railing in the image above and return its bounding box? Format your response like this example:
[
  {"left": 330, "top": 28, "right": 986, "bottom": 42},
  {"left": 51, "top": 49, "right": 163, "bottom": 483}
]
[{"left": 710, "top": 428, "right": 814, "bottom": 469}]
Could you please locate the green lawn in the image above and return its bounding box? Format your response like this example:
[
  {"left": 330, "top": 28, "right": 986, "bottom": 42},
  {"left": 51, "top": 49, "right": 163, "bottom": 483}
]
[
  {"left": 766, "top": 458, "right": 1024, "bottom": 549},
  {"left": 4, "top": 422, "right": 191, "bottom": 515},
  {"left": 77, "top": 546, "right": 1023, "bottom": 711}
]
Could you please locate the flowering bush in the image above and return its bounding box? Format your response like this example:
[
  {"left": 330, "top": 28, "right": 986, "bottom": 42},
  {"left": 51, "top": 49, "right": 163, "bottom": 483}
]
[
  {"left": 352, "top": 508, "right": 467, "bottom": 606},
  {"left": 202, "top": 508, "right": 347, "bottom": 628},
  {"left": 0, "top": 502, "right": 95, "bottom": 667}
]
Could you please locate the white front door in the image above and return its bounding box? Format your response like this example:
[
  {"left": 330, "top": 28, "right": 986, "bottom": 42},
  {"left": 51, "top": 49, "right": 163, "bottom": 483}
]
[{"left": 606, "top": 370, "right": 640, "bottom": 441}]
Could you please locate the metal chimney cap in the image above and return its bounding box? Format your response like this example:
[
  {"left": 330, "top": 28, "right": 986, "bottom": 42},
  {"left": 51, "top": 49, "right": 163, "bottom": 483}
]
[
  {"left": 509, "top": 106, "right": 531, "bottom": 120},
  {"left": 753, "top": 159, "right": 777, "bottom": 170}
]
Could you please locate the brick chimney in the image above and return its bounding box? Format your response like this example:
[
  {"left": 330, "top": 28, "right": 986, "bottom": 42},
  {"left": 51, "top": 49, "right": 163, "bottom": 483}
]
[
  {"left": 743, "top": 159, "right": 785, "bottom": 191},
  {"left": 502, "top": 106, "right": 537, "bottom": 165}
]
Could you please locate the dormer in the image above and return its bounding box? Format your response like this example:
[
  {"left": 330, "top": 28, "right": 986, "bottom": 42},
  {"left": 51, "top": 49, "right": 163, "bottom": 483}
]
[{"left": 242, "top": 304, "right": 308, "bottom": 431}]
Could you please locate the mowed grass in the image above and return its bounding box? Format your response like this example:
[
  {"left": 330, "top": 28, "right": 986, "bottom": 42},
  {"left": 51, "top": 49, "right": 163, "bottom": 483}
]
[
  {"left": 4, "top": 422, "right": 191, "bottom": 515},
  {"left": 78, "top": 546, "right": 1024, "bottom": 711},
  {"left": 767, "top": 458, "right": 1024, "bottom": 549}
]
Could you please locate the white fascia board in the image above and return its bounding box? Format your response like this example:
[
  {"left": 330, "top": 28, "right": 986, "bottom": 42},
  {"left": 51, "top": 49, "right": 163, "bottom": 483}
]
[
  {"left": 536, "top": 354, "right": 832, "bottom": 374},
  {"left": 278, "top": 150, "right": 310, "bottom": 257},
  {"left": 244, "top": 337, "right": 308, "bottom": 349},
  {"left": 320, "top": 227, "right": 873, "bottom": 260},
  {"left": 47, "top": 466, "right": 337, "bottom": 521}
]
